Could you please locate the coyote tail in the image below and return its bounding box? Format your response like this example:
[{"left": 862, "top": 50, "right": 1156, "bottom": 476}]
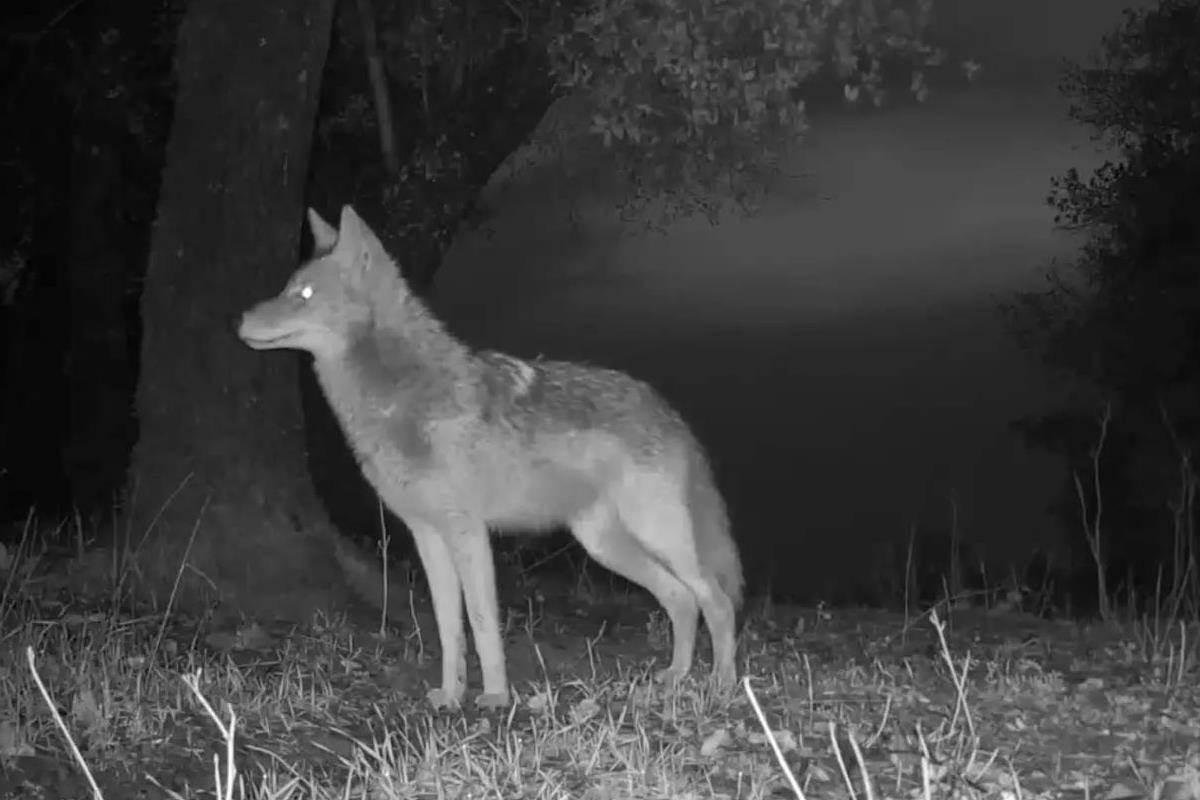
[{"left": 689, "top": 444, "right": 745, "bottom": 610}]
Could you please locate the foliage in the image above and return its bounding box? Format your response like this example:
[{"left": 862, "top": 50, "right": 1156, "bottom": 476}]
[
  {"left": 311, "top": 0, "right": 564, "bottom": 285},
  {"left": 315, "top": 0, "right": 958, "bottom": 259},
  {"left": 547, "top": 0, "right": 948, "bottom": 223},
  {"left": 1009, "top": 0, "right": 1200, "bottom": 392},
  {"left": 1002, "top": 0, "right": 1200, "bottom": 604}
]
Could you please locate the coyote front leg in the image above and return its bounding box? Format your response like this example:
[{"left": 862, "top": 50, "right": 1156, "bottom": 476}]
[
  {"left": 407, "top": 521, "right": 468, "bottom": 709},
  {"left": 450, "top": 522, "right": 510, "bottom": 709}
]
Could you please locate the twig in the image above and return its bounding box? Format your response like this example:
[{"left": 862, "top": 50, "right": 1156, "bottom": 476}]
[
  {"left": 744, "top": 677, "right": 806, "bottom": 800},
  {"left": 26, "top": 647, "right": 104, "bottom": 800}
]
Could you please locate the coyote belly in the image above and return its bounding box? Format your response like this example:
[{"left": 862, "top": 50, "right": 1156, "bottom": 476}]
[{"left": 238, "top": 205, "right": 744, "bottom": 710}]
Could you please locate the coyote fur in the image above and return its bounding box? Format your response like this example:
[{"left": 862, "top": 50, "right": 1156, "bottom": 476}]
[{"left": 238, "top": 205, "right": 744, "bottom": 709}]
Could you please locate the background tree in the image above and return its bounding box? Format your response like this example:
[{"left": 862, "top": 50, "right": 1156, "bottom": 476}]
[
  {"left": 1, "top": 0, "right": 173, "bottom": 518},
  {"left": 1004, "top": 0, "right": 1200, "bottom": 612},
  {"left": 128, "top": 0, "right": 342, "bottom": 617}
]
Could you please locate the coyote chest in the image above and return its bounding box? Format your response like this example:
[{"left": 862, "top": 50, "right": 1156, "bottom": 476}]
[{"left": 320, "top": 371, "right": 453, "bottom": 493}]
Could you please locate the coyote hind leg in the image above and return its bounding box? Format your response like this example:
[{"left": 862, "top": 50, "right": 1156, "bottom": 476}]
[
  {"left": 569, "top": 502, "right": 700, "bottom": 683},
  {"left": 615, "top": 477, "right": 738, "bottom": 688}
]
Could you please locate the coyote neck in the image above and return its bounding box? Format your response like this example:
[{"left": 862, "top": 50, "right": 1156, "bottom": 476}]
[
  {"left": 310, "top": 292, "right": 478, "bottom": 465},
  {"left": 368, "top": 292, "right": 471, "bottom": 373}
]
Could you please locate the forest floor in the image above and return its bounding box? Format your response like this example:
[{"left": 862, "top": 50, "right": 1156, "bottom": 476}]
[{"left": 3, "top": 551, "right": 1200, "bottom": 800}]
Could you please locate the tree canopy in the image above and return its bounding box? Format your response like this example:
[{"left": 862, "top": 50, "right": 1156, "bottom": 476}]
[
  {"left": 545, "top": 0, "right": 945, "bottom": 218},
  {"left": 308, "top": 0, "right": 956, "bottom": 286}
]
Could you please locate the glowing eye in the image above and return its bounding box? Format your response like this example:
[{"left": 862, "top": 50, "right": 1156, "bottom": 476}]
[{"left": 299, "top": 284, "right": 314, "bottom": 300}]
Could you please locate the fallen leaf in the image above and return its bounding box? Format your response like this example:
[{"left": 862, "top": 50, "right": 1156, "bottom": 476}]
[{"left": 700, "top": 727, "right": 731, "bottom": 756}]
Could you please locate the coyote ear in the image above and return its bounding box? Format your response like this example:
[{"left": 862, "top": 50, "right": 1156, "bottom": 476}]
[
  {"left": 333, "top": 205, "right": 368, "bottom": 269},
  {"left": 336, "top": 205, "right": 363, "bottom": 242},
  {"left": 331, "top": 205, "right": 376, "bottom": 286},
  {"left": 307, "top": 208, "right": 338, "bottom": 253},
  {"left": 335, "top": 204, "right": 389, "bottom": 277}
]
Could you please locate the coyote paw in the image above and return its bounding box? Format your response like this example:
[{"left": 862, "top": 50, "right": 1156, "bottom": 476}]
[
  {"left": 474, "top": 691, "right": 511, "bottom": 710},
  {"left": 426, "top": 687, "right": 464, "bottom": 711}
]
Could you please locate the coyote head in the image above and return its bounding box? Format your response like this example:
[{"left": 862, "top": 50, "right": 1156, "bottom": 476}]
[{"left": 238, "top": 206, "right": 405, "bottom": 358}]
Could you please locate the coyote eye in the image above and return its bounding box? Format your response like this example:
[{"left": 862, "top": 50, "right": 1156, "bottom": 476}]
[{"left": 299, "top": 284, "right": 314, "bottom": 300}]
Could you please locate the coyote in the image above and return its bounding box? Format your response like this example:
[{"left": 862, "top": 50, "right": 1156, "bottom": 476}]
[{"left": 238, "top": 206, "right": 744, "bottom": 709}]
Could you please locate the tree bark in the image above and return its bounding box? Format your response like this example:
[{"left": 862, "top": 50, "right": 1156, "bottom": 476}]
[
  {"left": 65, "top": 126, "right": 135, "bottom": 517},
  {"left": 129, "top": 0, "right": 341, "bottom": 619},
  {"left": 63, "top": 0, "right": 170, "bottom": 520},
  {"left": 64, "top": 57, "right": 137, "bottom": 517}
]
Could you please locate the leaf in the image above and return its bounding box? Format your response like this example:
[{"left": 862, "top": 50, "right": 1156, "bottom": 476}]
[
  {"left": 0, "top": 719, "right": 35, "bottom": 758},
  {"left": 1160, "top": 774, "right": 1200, "bottom": 800},
  {"left": 1102, "top": 781, "right": 1147, "bottom": 800},
  {"left": 699, "top": 727, "right": 732, "bottom": 756},
  {"left": 570, "top": 697, "right": 600, "bottom": 724},
  {"left": 526, "top": 689, "right": 552, "bottom": 712},
  {"left": 234, "top": 622, "right": 275, "bottom": 652},
  {"left": 71, "top": 687, "right": 105, "bottom": 744},
  {"left": 747, "top": 728, "right": 798, "bottom": 751}
]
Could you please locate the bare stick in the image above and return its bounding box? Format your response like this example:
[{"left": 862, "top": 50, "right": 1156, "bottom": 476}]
[
  {"left": 355, "top": 0, "right": 399, "bottom": 175},
  {"left": 1073, "top": 402, "right": 1111, "bottom": 620},
  {"left": 744, "top": 677, "right": 806, "bottom": 800},
  {"left": 26, "top": 647, "right": 103, "bottom": 800}
]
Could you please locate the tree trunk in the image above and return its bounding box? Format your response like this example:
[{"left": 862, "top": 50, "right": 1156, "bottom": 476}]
[
  {"left": 129, "top": 0, "right": 341, "bottom": 620},
  {"left": 63, "top": 0, "right": 169, "bottom": 520},
  {"left": 65, "top": 108, "right": 135, "bottom": 518},
  {"left": 2, "top": 98, "right": 75, "bottom": 516}
]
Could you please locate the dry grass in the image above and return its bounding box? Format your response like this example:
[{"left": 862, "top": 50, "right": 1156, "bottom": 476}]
[{"left": 3, "top": 530, "right": 1200, "bottom": 800}]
